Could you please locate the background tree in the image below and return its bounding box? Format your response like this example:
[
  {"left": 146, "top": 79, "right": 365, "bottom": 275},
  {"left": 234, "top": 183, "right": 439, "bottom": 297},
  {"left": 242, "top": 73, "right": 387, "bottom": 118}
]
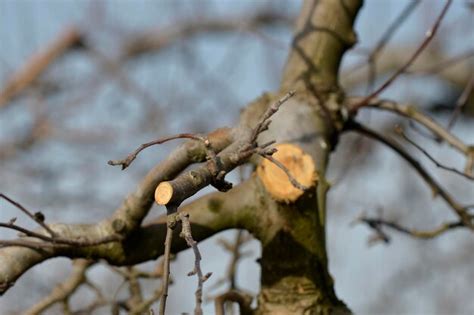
[{"left": 0, "top": 0, "right": 473, "bottom": 314}]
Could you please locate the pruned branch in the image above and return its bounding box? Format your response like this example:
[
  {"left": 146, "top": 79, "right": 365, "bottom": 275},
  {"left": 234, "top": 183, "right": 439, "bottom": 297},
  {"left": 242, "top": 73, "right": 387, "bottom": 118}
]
[{"left": 154, "top": 91, "right": 296, "bottom": 207}]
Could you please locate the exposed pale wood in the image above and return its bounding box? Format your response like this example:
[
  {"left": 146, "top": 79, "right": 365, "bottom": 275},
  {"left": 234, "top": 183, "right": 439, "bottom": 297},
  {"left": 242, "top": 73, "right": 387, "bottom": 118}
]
[
  {"left": 155, "top": 182, "right": 174, "bottom": 205},
  {"left": 257, "top": 143, "right": 317, "bottom": 203}
]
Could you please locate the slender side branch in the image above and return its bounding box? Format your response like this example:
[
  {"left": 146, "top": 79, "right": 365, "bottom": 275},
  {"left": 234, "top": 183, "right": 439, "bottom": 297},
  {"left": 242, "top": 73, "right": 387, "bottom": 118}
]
[
  {"left": 447, "top": 73, "right": 474, "bottom": 130},
  {"left": 347, "top": 120, "right": 474, "bottom": 229},
  {"left": 177, "top": 212, "right": 211, "bottom": 315},
  {"left": 357, "top": 214, "right": 464, "bottom": 242},
  {"left": 0, "top": 27, "right": 83, "bottom": 108},
  {"left": 24, "top": 260, "right": 94, "bottom": 315},
  {"left": 1, "top": 193, "right": 56, "bottom": 237},
  {"left": 395, "top": 126, "right": 474, "bottom": 180},
  {"left": 347, "top": 97, "right": 471, "bottom": 155},
  {"left": 108, "top": 133, "right": 209, "bottom": 170},
  {"left": 350, "top": 0, "right": 452, "bottom": 112},
  {"left": 159, "top": 214, "right": 175, "bottom": 315}
]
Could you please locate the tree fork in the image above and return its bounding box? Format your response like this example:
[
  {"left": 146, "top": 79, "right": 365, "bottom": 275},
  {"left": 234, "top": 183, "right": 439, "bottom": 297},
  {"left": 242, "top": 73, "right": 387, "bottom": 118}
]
[{"left": 253, "top": 0, "right": 363, "bottom": 314}]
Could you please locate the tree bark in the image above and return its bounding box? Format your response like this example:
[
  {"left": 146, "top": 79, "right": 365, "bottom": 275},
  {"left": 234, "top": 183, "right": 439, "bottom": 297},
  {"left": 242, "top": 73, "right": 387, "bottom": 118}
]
[{"left": 247, "top": 0, "right": 363, "bottom": 313}]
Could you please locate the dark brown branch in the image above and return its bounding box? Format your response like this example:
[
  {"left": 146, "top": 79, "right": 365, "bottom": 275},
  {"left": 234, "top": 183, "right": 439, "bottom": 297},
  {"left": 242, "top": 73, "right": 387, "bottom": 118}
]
[
  {"left": 358, "top": 214, "right": 465, "bottom": 242},
  {"left": 344, "top": 0, "right": 420, "bottom": 78},
  {"left": 347, "top": 120, "right": 474, "bottom": 229},
  {"left": 348, "top": 98, "right": 470, "bottom": 155},
  {"left": 350, "top": 0, "right": 452, "bottom": 113},
  {"left": 395, "top": 125, "right": 474, "bottom": 180},
  {"left": 1, "top": 193, "right": 56, "bottom": 237}
]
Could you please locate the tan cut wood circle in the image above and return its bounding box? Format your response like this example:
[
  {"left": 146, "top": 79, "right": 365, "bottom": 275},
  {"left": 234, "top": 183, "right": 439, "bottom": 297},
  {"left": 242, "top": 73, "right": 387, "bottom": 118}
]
[
  {"left": 257, "top": 143, "right": 317, "bottom": 203},
  {"left": 155, "top": 182, "right": 173, "bottom": 205}
]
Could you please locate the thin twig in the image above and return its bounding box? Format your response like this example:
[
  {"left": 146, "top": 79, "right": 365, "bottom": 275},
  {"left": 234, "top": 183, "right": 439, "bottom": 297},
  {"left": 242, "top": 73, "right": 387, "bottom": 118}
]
[
  {"left": 0, "top": 193, "right": 56, "bottom": 237},
  {"left": 410, "top": 48, "right": 474, "bottom": 75},
  {"left": 348, "top": 120, "right": 474, "bottom": 229},
  {"left": 251, "top": 90, "right": 295, "bottom": 142},
  {"left": 344, "top": 1, "right": 420, "bottom": 77},
  {"left": 348, "top": 98, "right": 470, "bottom": 155},
  {"left": 159, "top": 209, "right": 177, "bottom": 315},
  {"left": 108, "top": 133, "right": 208, "bottom": 170},
  {"left": 259, "top": 153, "right": 309, "bottom": 191},
  {"left": 177, "top": 212, "right": 211, "bottom": 315},
  {"left": 24, "top": 259, "right": 94, "bottom": 315},
  {"left": 366, "top": 0, "right": 421, "bottom": 93},
  {"left": 395, "top": 125, "right": 474, "bottom": 180},
  {"left": 350, "top": 0, "right": 452, "bottom": 113},
  {"left": 447, "top": 73, "right": 474, "bottom": 130},
  {"left": 358, "top": 214, "right": 464, "bottom": 242}
]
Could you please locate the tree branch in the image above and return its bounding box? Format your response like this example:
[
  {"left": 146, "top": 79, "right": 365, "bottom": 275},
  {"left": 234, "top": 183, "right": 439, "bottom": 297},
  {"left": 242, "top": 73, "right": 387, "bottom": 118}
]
[
  {"left": 347, "top": 120, "right": 474, "bottom": 230},
  {"left": 349, "top": 0, "right": 452, "bottom": 112}
]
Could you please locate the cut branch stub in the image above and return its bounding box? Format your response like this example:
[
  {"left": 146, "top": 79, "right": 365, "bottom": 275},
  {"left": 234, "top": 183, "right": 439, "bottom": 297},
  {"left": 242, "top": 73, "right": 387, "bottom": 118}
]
[
  {"left": 155, "top": 182, "right": 175, "bottom": 206},
  {"left": 257, "top": 143, "right": 317, "bottom": 203}
]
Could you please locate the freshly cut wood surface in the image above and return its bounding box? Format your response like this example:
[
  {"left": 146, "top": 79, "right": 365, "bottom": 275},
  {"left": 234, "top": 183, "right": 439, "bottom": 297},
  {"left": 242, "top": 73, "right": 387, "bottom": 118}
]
[
  {"left": 155, "top": 182, "right": 174, "bottom": 205},
  {"left": 257, "top": 143, "right": 317, "bottom": 203}
]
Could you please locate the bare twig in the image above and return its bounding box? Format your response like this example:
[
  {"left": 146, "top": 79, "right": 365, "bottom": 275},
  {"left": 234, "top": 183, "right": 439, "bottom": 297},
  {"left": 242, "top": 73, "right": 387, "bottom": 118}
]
[
  {"left": 108, "top": 133, "right": 208, "bottom": 170},
  {"left": 447, "top": 73, "right": 474, "bottom": 130},
  {"left": 350, "top": 0, "right": 452, "bottom": 113},
  {"left": 344, "top": 1, "right": 420, "bottom": 77},
  {"left": 1, "top": 193, "right": 56, "bottom": 237},
  {"left": 348, "top": 98, "right": 470, "bottom": 155},
  {"left": 366, "top": 0, "right": 420, "bottom": 93},
  {"left": 348, "top": 120, "right": 474, "bottom": 229},
  {"left": 357, "top": 214, "right": 465, "bottom": 243},
  {"left": 177, "top": 212, "right": 211, "bottom": 315},
  {"left": 410, "top": 48, "right": 474, "bottom": 75},
  {"left": 159, "top": 208, "right": 177, "bottom": 315},
  {"left": 251, "top": 90, "right": 295, "bottom": 142},
  {"left": 24, "top": 259, "right": 94, "bottom": 315},
  {"left": 259, "top": 153, "right": 309, "bottom": 191},
  {"left": 0, "top": 27, "right": 83, "bottom": 108},
  {"left": 395, "top": 125, "right": 474, "bottom": 180}
]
